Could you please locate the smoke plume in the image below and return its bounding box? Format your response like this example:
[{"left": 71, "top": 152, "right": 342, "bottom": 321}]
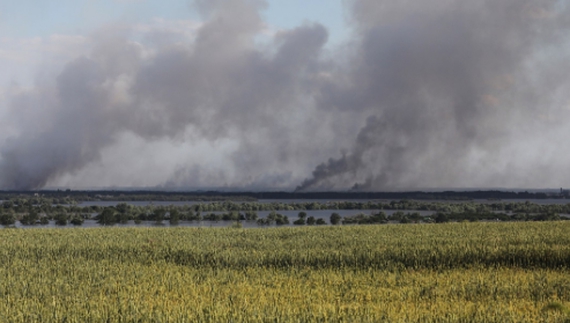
[
  {"left": 0, "top": 0, "right": 330, "bottom": 189},
  {"left": 1, "top": 0, "right": 570, "bottom": 190},
  {"left": 298, "top": 0, "right": 570, "bottom": 190}
]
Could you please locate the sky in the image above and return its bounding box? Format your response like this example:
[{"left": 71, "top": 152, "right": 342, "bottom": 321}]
[
  {"left": 0, "top": 0, "right": 347, "bottom": 85},
  {"left": 1, "top": 0, "right": 570, "bottom": 191},
  {"left": 0, "top": 1, "right": 347, "bottom": 39}
]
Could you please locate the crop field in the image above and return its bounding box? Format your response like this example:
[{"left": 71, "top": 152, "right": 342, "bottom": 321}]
[{"left": 1, "top": 222, "right": 570, "bottom": 322}]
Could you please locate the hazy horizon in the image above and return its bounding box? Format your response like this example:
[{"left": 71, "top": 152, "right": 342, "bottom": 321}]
[{"left": 11, "top": 186, "right": 568, "bottom": 194}]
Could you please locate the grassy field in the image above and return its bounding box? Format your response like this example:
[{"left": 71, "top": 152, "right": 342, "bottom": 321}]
[{"left": 1, "top": 222, "right": 570, "bottom": 322}]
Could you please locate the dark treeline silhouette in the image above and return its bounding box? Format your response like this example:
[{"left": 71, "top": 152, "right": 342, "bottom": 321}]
[{"left": 0, "top": 189, "right": 562, "bottom": 202}]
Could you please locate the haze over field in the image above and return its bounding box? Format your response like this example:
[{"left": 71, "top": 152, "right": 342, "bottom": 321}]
[{"left": 1, "top": 0, "right": 570, "bottom": 191}]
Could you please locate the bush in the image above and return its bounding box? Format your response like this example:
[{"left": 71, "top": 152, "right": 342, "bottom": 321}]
[
  {"left": 97, "top": 208, "right": 117, "bottom": 226},
  {"left": 116, "top": 212, "right": 130, "bottom": 224},
  {"left": 435, "top": 213, "right": 449, "bottom": 223},
  {"left": 388, "top": 211, "right": 405, "bottom": 222},
  {"left": 203, "top": 213, "right": 222, "bottom": 221},
  {"left": 169, "top": 209, "right": 180, "bottom": 225},
  {"left": 0, "top": 213, "right": 15, "bottom": 226},
  {"left": 70, "top": 216, "right": 84, "bottom": 226},
  {"left": 275, "top": 215, "right": 289, "bottom": 225},
  {"left": 54, "top": 213, "right": 68, "bottom": 226},
  {"left": 293, "top": 218, "right": 305, "bottom": 225},
  {"left": 244, "top": 211, "right": 258, "bottom": 221},
  {"left": 153, "top": 208, "right": 166, "bottom": 224},
  {"left": 256, "top": 218, "right": 270, "bottom": 226},
  {"left": 222, "top": 212, "right": 239, "bottom": 221}
]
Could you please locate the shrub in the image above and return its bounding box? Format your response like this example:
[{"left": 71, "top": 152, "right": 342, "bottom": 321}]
[
  {"left": 54, "top": 213, "right": 68, "bottom": 226},
  {"left": 293, "top": 218, "right": 305, "bottom": 225},
  {"left": 0, "top": 213, "right": 15, "bottom": 226},
  {"left": 70, "top": 216, "right": 84, "bottom": 226},
  {"left": 169, "top": 209, "right": 180, "bottom": 225},
  {"left": 97, "top": 208, "right": 117, "bottom": 226}
]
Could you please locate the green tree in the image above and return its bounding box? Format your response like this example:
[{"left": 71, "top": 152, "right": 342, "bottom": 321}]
[
  {"left": 70, "top": 215, "right": 84, "bottom": 226},
  {"left": 169, "top": 209, "right": 180, "bottom": 226},
  {"left": 330, "top": 213, "right": 341, "bottom": 225},
  {"left": 54, "top": 213, "right": 68, "bottom": 226},
  {"left": 116, "top": 212, "right": 129, "bottom": 224},
  {"left": 116, "top": 203, "right": 131, "bottom": 215},
  {"left": 244, "top": 211, "right": 257, "bottom": 221},
  {"left": 275, "top": 214, "right": 289, "bottom": 225},
  {"left": 435, "top": 213, "right": 449, "bottom": 223},
  {"left": 115, "top": 203, "right": 131, "bottom": 224},
  {"left": 293, "top": 218, "right": 305, "bottom": 225},
  {"left": 267, "top": 211, "right": 277, "bottom": 223},
  {"left": 256, "top": 218, "right": 270, "bottom": 226},
  {"left": 20, "top": 209, "right": 39, "bottom": 226},
  {"left": 306, "top": 216, "right": 316, "bottom": 225},
  {"left": 97, "top": 208, "right": 117, "bottom": 226},
  {"left": 154, "top": 208, "right": 166, "bottom": 225},
  {"left": 0, "top": 212, "right": 15, "bottom": 226}
]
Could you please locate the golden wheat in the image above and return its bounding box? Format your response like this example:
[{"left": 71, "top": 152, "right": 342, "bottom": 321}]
[{"left": 0, "top": 222, "right": 569, "bottom": 322}]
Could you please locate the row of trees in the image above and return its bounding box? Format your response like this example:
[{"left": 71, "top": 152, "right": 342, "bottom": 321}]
[
  {"left": 174, "top": 200, "right": 570, "bottom": 214},
  {"left": 4, "top": 198, "right": 570, "bottom": 215},
  {"left": 1, "top": 200, "right": 569, "bottom": 227},
  {"left": 0, "top": 211, "right": 85, "bottom": 226}
]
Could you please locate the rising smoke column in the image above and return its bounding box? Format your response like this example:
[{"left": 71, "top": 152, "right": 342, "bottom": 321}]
[
  {"left": 0, "top": 0, "right": 331, "bottom": 189},
  {"left": 298, "top": 0, "right": 570, "bottom": 191}
]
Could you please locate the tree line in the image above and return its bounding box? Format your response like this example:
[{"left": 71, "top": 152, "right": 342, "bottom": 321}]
[
  {"left": 0, "top": 189, "right": 563, "bottom": 202},
  {"left": 3, "top": 197, "right": 570, "bottom": 213},
  {"left": 0, "top": 200, "right": 567, "bottom": 227}
]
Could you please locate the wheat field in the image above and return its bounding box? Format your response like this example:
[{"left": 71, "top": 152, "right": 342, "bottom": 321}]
[{"left": 0, "top": 222, "right": 569, "bottom": 322}]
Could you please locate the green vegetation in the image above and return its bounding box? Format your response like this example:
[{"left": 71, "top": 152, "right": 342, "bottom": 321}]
[
  {"left": 256, "top": 211, "right": 289, "bottom": 226},
  {"left": 1, "top": 197, "right": 570, "bottom": 227},
  {"left": 0, "top": 222, "right": 569, "bottom": 321},
  {"left": 330, "top": 212, "right": 341, "bottom": 224},
  {"left": 0, "top": 211, "right": 15, "bottom": 226},
  {"left": 0, "top": 189, "right": 559, "bottom": 203}
]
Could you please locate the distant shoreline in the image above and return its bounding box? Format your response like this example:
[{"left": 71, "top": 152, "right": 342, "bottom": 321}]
[{"left": 0, "top": 189, "right": 567, "bottom": 201}]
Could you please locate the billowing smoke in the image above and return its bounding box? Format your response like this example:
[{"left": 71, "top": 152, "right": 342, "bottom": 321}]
[
  {"left": 0, "top": 0, "right": 332, "bottom": 189},
  {"left": 298, "top": 0, "right": 570, "bottom": 191},
  {"left": 1, "top": 0, "right": 570, "bottom": 190}
]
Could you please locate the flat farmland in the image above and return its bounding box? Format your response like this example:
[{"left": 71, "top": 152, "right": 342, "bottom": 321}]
[{"left": 1, "top": 222, "right": 569, "bottom": 322}]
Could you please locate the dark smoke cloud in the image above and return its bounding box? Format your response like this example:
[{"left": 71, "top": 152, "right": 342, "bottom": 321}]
[
  {"left": 1, "top": 0, "right": 570, "bottom": 190},
  {"left": 298, "top": 0, "right": 570, "bottom": 191}
]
